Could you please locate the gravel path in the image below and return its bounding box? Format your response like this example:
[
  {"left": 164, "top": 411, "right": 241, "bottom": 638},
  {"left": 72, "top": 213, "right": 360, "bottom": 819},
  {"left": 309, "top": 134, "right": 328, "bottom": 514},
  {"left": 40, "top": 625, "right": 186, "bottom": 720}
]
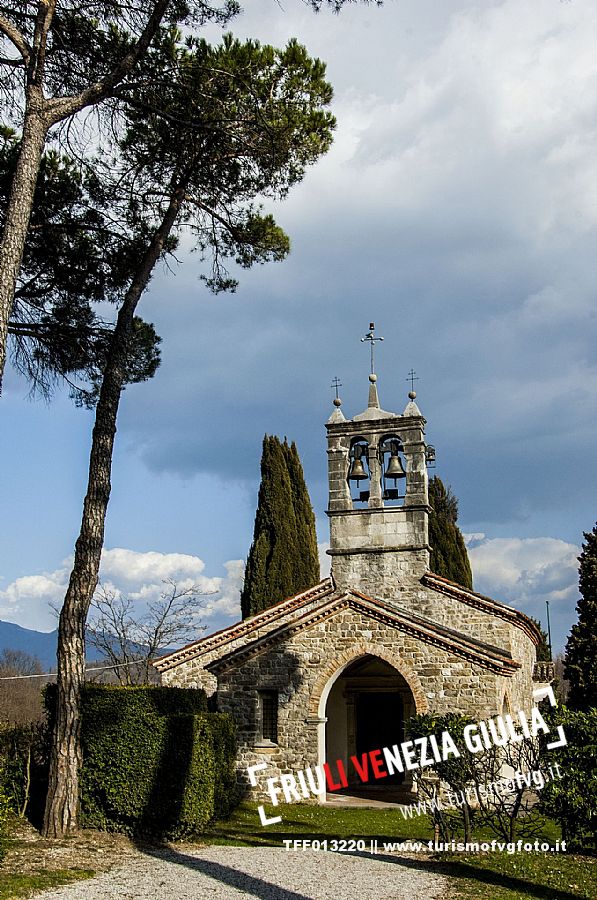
[{"left": 37, "top": 846, "right": 448, "bottom": 900}]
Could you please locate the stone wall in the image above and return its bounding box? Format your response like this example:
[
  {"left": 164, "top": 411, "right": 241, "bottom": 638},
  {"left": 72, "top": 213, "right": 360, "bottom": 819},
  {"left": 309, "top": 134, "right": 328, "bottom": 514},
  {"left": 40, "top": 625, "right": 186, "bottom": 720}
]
[
  {"left": 208, "top": 606, "right": 505, "bottom": 798},
  {"left": 507, "top": 622, "right": 538, "bottom": 712},
  {"left": 329, "top": 524, "right": 430, "bottom": 590}
]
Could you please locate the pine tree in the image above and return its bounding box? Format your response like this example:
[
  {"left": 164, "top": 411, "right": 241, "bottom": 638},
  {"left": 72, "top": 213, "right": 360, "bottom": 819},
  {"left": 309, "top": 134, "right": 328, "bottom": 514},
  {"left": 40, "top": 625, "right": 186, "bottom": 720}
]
[
  {"left": 41, "top": 38, "right": 335, "bottom": 837},
  {"left": 564, "top": 523, "right": 597, "bottom": 711},
  {"left": 241, "top": 436, "right": 320, "bottom": 619},
  {"left": 428, "top": 476, "right": 473, "bottom": 590}
]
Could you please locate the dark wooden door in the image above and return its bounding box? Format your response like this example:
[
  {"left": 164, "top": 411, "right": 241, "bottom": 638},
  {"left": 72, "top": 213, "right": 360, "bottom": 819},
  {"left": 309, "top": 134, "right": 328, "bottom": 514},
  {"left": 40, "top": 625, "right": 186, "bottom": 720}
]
[{"left": 356, "top": 691, "right": 404, "bottom": 784}]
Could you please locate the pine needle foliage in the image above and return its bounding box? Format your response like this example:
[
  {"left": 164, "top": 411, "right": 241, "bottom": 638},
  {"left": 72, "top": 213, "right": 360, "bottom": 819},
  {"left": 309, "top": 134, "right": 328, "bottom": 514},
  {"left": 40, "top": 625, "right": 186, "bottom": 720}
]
[
  {"left": 428, "top": 476, "right": 473, "bottom": 590},
  {"left": 564, "top": 523, "right": 597, "bottom": 711},
  {"left": 241, "top": 436, "right": 319, "bottom": 619}
]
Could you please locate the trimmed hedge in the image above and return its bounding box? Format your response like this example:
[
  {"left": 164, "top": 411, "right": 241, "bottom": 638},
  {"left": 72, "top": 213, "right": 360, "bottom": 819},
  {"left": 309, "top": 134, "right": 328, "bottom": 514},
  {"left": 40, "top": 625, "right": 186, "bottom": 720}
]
[
  {"left": 47, "top": 683, "right": 210, "bottom": 718},
  {"left": 45, "top": 684, "right": 238, "bottom": 838}
]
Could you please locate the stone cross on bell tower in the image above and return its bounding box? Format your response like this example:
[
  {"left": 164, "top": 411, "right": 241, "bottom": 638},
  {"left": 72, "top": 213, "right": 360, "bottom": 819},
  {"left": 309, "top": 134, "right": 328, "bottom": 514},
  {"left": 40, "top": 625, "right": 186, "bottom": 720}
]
[{"left": 325, "top": 329, "right": 431, "bottom": 600}]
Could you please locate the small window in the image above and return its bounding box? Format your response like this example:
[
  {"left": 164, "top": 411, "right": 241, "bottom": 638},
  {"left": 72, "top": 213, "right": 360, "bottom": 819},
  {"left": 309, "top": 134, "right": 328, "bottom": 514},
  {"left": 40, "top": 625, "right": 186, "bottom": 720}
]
[{"left": 258, "top": 690, "right": 278, "bottom": 743}]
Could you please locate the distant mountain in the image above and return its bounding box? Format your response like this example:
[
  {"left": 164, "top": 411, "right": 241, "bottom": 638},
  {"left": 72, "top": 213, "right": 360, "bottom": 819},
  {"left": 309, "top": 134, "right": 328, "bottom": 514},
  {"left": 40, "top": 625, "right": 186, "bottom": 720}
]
[
  {"left": 0, "top": 620, "right": 179, "bottom": 674},
  {"left": 0, "top": 620, "right": 59, "bottom": 670}
]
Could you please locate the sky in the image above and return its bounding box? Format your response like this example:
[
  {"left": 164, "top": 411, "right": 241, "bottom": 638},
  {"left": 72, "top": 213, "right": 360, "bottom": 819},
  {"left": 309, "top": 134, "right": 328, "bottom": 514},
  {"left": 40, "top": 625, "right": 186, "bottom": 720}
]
[{"left": 2, "top": 0, "right": 596, "bottom": 655}]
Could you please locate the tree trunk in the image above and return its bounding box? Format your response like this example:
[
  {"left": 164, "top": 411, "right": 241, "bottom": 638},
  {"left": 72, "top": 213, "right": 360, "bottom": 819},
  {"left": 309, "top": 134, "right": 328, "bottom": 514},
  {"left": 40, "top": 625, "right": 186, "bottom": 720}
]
[
  {"left": 0, "top": 92, "right": 48, "bottom": 391},
  {"left": 462, "top": 802, "right": 472, "bottom": 844},
  {"left": 42, "top": 187, "right": 185, "bottom": 837}
]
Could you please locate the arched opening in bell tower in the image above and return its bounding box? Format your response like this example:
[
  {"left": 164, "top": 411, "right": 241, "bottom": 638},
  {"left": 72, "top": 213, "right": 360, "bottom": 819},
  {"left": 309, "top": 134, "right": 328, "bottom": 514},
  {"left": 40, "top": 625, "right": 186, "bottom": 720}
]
[
  {"left": 347, "top": 437, "right": 370, "bottom": 506},
  {"left": 379, "top": 433, "right": 407, "bottom": 506}
]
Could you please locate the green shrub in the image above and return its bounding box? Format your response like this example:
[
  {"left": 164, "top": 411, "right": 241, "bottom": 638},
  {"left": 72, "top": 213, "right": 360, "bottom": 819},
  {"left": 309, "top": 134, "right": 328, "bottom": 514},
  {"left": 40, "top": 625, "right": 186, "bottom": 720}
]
[
  {"left": 44, "top": 683, "right": 209, "bottom": 724},
  {"left": 540, "top": 706, "right": 597, "bottom": 852},
  {"left": 208, "top": 713, "right": 239, "bottom": 820},
  {"left": 0, "top": 770, "right": 12, "bottom": 861},
  {"left": 0, "top": 722, "right": 48, "bottom": 823},
  {"left": 409, "top": 712, "right": 547, "bottom": 843},
  {"left": 43, "top": 684, "right": 237, "bottom": 838},
  {"left": 409, "top": 712, "right": 479, "bottom": 842}
]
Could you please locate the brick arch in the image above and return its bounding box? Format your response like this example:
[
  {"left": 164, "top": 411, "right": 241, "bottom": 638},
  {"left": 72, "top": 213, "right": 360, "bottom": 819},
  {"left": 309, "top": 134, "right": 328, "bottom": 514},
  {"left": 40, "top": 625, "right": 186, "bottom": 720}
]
[{"left": 310, "top": 641, "right": 429, "bottom": 717}]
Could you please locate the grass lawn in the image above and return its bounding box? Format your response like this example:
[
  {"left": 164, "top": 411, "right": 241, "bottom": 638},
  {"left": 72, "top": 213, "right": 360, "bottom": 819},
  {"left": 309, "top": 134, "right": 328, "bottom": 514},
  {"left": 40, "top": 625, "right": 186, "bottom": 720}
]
[
  {"left": 206, "top": 799, "right": 434, "bottom": 845},
  {"left": 442, "top": 850, "right": 597, "bottom": 900},
  {"left": 207, "top": 802, "right": 596, "bottom": 899},
  {"left": 0, "top": 869, "right": 94, "bottom": 900}
]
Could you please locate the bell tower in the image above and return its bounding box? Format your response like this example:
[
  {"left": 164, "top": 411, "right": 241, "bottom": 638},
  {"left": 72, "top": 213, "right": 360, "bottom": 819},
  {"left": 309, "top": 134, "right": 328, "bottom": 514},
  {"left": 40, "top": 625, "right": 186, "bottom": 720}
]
[{"left": 326, "top": 326, "right": 432, "bottom": 600}]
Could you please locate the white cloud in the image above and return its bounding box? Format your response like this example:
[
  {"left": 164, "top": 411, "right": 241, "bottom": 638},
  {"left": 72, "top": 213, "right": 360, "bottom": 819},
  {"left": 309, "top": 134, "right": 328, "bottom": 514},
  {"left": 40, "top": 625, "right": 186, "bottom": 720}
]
[
  {"left": 463, "top": 533, "right": 486, "bottom": 547},
  {"left": 0, "top": 548, "right": 244, "bottom": 636},
  {"left": 288, "top": 0, "right": 597, "bottom": 234},
  {"left": 122, "top": 0, "right": 597, "bottom": 532},
  {"left": 469, "top": 536, "right": 579, "bottom": 605},
  {"left": 318, "top": 542, "right": 331, "bottom": 578},
  {"left": 462, "top": 534, "right": 583, "bottom": 651},
  {"left": 100, "top": 548, "right": 205, "bottom": 583},
  {"left": 0, "top": 569, "right": 69, "bottom": 629},
  {"left": 203, "top": 559, "right": 244, "bottom": 620}
]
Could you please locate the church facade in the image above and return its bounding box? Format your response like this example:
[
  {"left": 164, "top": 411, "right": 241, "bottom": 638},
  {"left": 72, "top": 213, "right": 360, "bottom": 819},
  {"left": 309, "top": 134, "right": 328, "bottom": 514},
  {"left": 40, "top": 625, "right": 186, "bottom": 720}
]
[{"left": 155, "top": 368, "right": 548, "bottom": 796}]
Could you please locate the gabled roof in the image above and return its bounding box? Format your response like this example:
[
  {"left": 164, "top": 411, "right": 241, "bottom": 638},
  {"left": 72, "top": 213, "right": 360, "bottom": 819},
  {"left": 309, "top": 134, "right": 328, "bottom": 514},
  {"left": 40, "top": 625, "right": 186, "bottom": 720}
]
[
  {"left": 154, "top": 570, "right": 538, "bottom": 676},
  {"left": 421, "top": 572, "right": 542, "bottom": 646},
  {"left": 205, "top": 588, "right": 519, "bottom": 676},
  {"left": 153, "top": 578, "right": 334, "bottom": 673}
]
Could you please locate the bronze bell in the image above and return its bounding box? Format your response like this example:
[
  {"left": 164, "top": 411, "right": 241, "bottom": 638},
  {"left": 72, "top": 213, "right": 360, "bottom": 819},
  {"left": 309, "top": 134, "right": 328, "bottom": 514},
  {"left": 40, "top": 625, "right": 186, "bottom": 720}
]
[
  {"left": 348, "top": 457, "right": 368, "bottom": 482},
  {"left": 348, "top": 445, "right": 368, "bottom": 482},
  {"left": 385, "top": 451, "right": 406, "bottom": 481}
]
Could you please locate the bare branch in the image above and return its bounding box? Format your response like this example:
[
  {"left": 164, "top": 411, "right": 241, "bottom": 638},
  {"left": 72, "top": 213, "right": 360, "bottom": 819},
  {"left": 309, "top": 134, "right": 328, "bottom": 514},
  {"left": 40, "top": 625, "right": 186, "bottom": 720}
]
[{"left": 87, "top": 579, "right": 208, "bottom": 684}]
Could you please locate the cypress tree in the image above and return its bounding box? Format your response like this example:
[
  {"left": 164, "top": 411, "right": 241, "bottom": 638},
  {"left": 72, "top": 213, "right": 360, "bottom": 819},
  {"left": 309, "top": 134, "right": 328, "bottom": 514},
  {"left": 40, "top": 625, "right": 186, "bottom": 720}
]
[
  {"left": 564, "top": 523, "right": 597, "bottom": 711},
  {"left": 241, "top": 436, "right": 319, "bottom": 619},
  {"left": 283, "top": 440, "right": 320, "bottom": 591},
  {"left": 428, "top": 476, "right": 473, "bottom": 590},
  {"left": 528, "top": 616, "right": 552, "bottom": 662}
]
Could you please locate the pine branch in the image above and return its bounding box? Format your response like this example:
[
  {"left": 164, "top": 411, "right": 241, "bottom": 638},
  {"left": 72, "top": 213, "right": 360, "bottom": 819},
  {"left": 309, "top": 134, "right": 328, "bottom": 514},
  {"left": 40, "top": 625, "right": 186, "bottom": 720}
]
[
  {"left": 46, "top": 0, "right": 171, "bottom": 124},
  {"left": 0, "top": 14, "right": 30, "bottom": 63}
]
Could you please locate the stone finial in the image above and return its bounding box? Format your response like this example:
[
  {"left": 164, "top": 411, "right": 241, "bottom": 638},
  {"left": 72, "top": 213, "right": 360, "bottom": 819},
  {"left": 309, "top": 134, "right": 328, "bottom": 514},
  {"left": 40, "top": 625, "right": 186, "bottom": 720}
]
[
  {"left": 353, "top": 371, "right": 394, "bottom": 421},
  {"left": 404, "top": 371, "right": 422, "bottom": 415},
  {"left": 327, "top": 402, "right": 345, "bottom": 423},
  {"left": 368, "top": 372, "right": 380, "bottom": 409},
  {"left": 403, "top": 391, "right": 422, "bottom": 416},
  {"left": 328, "top": 376, "right": 346, "bottom": 422}
]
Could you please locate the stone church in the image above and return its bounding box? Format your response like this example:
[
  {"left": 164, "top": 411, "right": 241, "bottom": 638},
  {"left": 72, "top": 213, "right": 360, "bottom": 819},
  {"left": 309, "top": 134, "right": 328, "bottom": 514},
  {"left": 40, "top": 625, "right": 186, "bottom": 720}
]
[{"left": 155, "top": 360, "right": 547, "bottom": 796}]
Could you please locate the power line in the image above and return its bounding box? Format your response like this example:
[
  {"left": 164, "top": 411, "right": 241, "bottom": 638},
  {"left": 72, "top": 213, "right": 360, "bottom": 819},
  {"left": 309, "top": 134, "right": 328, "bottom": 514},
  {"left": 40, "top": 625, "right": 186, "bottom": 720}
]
[{"left": 0, "top": 658, "right": 149, "bottom": 681}]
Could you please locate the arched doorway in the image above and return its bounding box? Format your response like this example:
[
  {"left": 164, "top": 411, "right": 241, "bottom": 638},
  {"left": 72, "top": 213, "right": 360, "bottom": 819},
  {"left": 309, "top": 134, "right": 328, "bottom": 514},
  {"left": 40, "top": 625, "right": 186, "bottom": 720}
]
[{"left": 323, "top": 654, "right": 416, "bottom": 797}]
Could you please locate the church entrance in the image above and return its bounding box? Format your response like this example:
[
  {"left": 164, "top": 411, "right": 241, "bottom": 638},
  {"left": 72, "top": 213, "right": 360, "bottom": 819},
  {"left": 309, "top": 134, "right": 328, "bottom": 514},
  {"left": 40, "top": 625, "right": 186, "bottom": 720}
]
[
  {"left": 324, "top": 655, "right": 415, "bottom": 798},
  {"left": 355, "top": 691, "right": 404, "bottom": 784}
]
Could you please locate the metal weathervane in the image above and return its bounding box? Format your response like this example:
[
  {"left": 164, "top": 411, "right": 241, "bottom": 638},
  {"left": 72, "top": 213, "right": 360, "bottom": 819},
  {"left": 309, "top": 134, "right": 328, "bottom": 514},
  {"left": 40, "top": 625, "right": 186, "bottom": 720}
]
[{"left": 361, "top": 322, "right": 384, "bottom": 374}]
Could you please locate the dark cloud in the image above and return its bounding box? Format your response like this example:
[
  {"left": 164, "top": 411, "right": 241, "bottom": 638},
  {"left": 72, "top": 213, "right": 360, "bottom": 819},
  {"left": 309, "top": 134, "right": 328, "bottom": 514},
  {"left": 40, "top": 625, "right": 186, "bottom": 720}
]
[{"left": 4, "top": 1, "right": 596, "bottom": 650}]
